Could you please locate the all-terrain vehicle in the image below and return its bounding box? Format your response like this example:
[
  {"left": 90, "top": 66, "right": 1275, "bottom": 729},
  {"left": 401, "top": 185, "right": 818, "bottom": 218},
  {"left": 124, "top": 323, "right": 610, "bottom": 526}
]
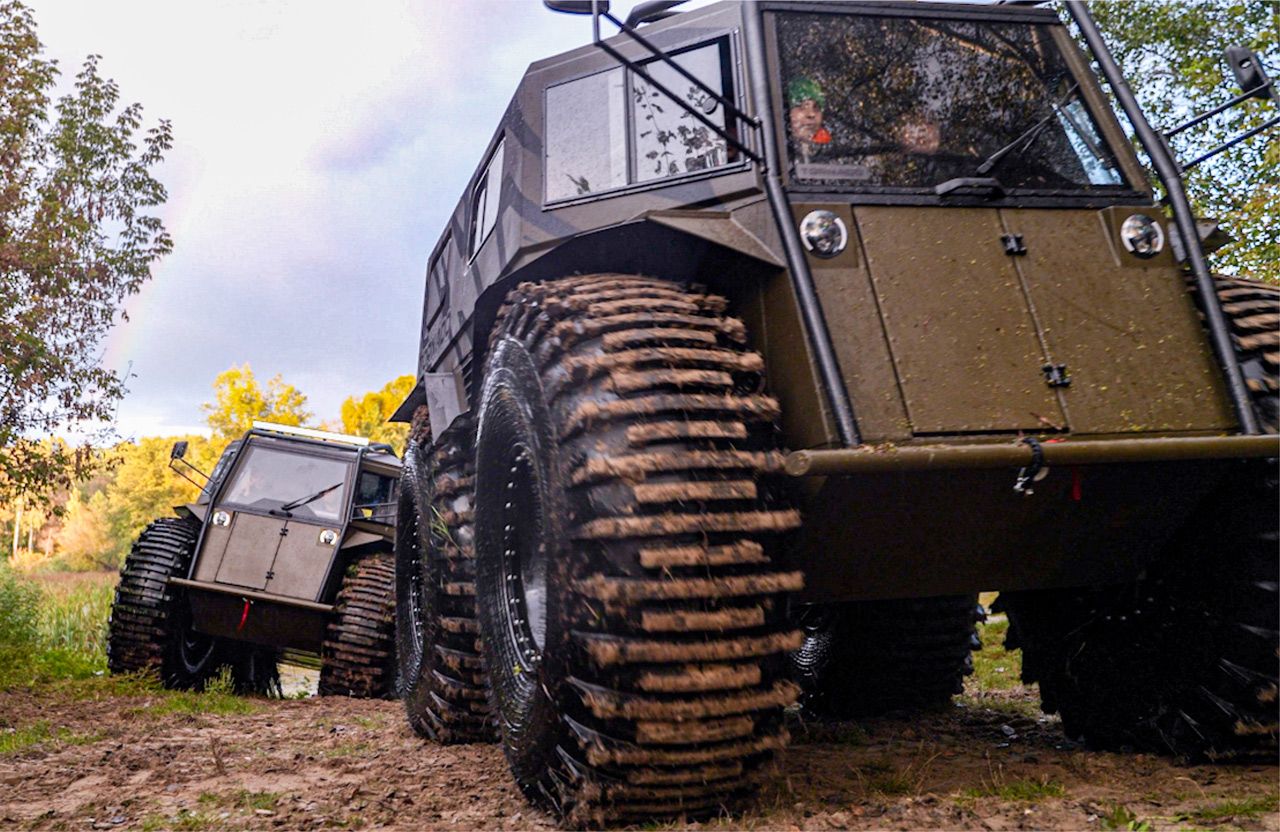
[
  {"left": 108, "top": 422, "right": 402, "bottom": 698},
  {"left": 391, "top": 0, "right": 1278, "bottom": 823}
]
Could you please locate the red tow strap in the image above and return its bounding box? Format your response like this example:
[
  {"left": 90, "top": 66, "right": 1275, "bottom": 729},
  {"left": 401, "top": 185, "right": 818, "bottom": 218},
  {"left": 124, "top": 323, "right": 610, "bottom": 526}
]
[{"left": 236, "top": 598, "right": 252, "bottom": 633}]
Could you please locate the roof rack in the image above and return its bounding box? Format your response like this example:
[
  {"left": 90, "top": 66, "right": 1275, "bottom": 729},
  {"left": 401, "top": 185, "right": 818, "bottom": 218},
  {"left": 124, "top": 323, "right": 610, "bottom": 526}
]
[{"left": 250, "top": 421, "right": 370, "bottom": 447}]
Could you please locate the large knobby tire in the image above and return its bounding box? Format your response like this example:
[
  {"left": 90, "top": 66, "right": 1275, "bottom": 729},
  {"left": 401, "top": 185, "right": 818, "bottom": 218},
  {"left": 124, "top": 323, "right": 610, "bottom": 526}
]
[
  {"left": 998, "top": 275, "right": 1280, "bottom": 758},
  {"left": 319, "top": 554, "right": 398, "bottom": 698},
  {"left": 396, "top": 424, "right": 496, "bottom": 741},
  {"left": 473, "top": 275, "right": 804, "bottom": 826},
  {"left": 1214, "top": 275, "right": 1278, "bottom": 431},
  {"left": 108, "top": 516, "right": 279, "bottom": 693},
  {"left": 792, "top": 595, "right": 981, "bottom": 718},
  {"left": 999, "top": 460, "right": 1278, "bottom": 759}
]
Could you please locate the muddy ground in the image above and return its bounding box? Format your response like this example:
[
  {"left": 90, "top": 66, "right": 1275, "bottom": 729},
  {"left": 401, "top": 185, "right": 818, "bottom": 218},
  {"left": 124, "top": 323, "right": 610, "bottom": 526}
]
[{"left": 1, "top": 670, "right": 1276, "bottom": 832}]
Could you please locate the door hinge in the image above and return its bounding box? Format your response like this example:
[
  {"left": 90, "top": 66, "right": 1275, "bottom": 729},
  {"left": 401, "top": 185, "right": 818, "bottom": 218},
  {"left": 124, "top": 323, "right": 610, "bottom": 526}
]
[
  {"left": 1042, "top": 363, "right": 1071, "bottom": 387},
  {"left": 1001, "top": 233, "right": 1027, "bottom": 256}
]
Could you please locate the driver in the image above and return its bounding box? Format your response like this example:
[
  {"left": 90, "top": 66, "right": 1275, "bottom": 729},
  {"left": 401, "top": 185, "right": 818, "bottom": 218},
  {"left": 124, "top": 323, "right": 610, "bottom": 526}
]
[{"left": 787, "top": 77, "right": 831, "bottom": 162}]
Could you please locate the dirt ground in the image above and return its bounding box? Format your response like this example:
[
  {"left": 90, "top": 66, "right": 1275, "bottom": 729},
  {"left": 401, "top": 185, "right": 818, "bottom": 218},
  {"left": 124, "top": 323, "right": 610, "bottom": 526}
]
[{"left": 1, "top": 673, "right": 1276, "bottom": 832}]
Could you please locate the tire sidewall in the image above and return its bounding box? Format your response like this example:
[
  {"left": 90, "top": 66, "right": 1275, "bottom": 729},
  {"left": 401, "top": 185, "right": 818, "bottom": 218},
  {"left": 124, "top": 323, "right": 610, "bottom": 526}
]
[
  {"left": 474, "top": 335, "right": 571, "bottom": 785},
  {"left": 395, "top": 441, "right": 432, "bottom": 710}
]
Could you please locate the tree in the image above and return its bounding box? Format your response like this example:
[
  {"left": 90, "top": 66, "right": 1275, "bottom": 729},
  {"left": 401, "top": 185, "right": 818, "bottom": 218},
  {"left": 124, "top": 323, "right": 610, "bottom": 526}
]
[
  {"left": 0, "top": 2, "right": 173, "bottom": 504},
  {"left": 339, "top": 375, "right": 414, "bottom": 454},
  {"left": 1087, "top": 1, "right": 1277, "bottom": 278},
  {"left": 54, "top": 489, "right": 115, "bottom": 570},
  {"left": 202, "top": 364, "right": 311, "bottom": 441}
]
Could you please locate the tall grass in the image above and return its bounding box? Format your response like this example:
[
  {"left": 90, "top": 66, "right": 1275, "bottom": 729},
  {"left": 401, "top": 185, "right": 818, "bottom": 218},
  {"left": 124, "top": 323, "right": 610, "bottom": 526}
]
[
  {"left": 34, "top": 572, "right": 115, "bottom": 663},
  {"left": 0, "top": 564, "right": 116, "bottom": 687}
]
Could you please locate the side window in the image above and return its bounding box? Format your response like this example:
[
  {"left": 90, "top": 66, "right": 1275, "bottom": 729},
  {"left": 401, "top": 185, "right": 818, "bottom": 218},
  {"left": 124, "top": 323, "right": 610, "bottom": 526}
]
[
  {"left": 632, "top": 41, "right": 732, "bottom": 182},
  {"left": 546, "top": 69, "right": 627, "bottom": 201},
  {"left": 469, "top": 139, "right": 505, "bottom": 259},
  {"left": 544, "top": 37, "right": 736, "bottom": 204}
]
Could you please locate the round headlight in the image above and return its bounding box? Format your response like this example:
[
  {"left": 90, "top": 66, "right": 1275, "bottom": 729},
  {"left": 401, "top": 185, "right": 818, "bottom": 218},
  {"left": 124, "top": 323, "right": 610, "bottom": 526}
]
[
  {"left": 212, "top": 510, "right": 231, "bottom": 527},
  {"left": 1120, "top": 214, "right": 1164, "bottom": 259},
  {"left": 318, "top": 528, "right": 338, "bottom": 546},
  {"left": 799, "top": 210, "right": 848, "bottom": 259}
]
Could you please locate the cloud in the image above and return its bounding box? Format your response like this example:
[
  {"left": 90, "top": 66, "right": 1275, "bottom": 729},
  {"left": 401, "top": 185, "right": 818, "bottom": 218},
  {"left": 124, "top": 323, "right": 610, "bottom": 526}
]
[{"left": 25, "top": 0, "right": 661, "bottom": 437}]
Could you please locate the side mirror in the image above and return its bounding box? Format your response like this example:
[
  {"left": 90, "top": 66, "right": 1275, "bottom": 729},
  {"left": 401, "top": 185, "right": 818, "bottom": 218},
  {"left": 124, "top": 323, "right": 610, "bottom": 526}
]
[
  {"left": 1225, "top": 46, "right": 1274, "bottom": 100},
  {"left": 170, "top": 440, "right": 189, "bottom": 460},
  {"left": 543, "top": 0, "right": 608, "bottom": 14}
]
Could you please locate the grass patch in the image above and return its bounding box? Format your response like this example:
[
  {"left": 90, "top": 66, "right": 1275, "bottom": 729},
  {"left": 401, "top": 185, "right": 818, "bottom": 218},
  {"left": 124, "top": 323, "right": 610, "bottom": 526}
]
[
  {"left": 129, "top": 670, "right": 259, "bottom": 718},
  {"left": 956, "top": 693, "right": 1042, "bottom": 719},
  {"left": 963, "top": 771, "right": 1065, "bottom": 802},
  {"left": 198, "top": 789, "right": 281, "bottom": 812},
  {"left": 1180, "top": 794, "right": 1279, "bottom": 823},
  {"left": 1101, "top": 804, "right": 1151, "bottom": 831},
  {"left": 970, "top": 615, "right": 1023, "bottom": 691},
  {"left": 0, "top": 720, "right": 103, "bottom": 755},
  {"left": 140, "top": 809, "right": 220, "bottom": 831}
]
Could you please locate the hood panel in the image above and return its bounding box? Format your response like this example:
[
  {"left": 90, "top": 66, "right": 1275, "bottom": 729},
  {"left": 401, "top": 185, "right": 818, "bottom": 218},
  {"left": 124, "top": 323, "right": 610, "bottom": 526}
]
[{"left": 855, "top": 206, "right": 1065, "bottom": 434}]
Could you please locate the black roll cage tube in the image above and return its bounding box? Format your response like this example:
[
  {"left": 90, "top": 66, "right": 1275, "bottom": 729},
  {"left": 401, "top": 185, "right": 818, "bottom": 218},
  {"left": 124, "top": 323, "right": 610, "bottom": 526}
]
[
  {"left": 1066, "top": 1, "right": 1260, "bottom": 435},
  {"left": 579, "top": 0, "right": 1262, "bottom": 442}
]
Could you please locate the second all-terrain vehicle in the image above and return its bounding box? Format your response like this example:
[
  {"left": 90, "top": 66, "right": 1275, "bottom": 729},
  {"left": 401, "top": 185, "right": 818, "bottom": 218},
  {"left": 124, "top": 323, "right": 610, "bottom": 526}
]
[
  {"left": 390, "top": 0, "right": 1278, "bottom": 825},
  {"left": 107, "top": 422, "right": 402, "bottom": 698}
]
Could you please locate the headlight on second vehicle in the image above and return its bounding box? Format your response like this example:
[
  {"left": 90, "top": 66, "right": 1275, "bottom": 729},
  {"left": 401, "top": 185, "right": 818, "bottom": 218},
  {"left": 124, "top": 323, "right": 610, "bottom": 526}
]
[
  {"left": 318, "top": 529, "right": 338, "bottom": 546},
  {"left": 1120, "top": 214, "right": 1164, "bottom": 259},
  {"left": 212, "top": 510, "right": 231, "bottom": 527},
  {"left": 799, "top": 210, "right": 848, "bottom": 259}
]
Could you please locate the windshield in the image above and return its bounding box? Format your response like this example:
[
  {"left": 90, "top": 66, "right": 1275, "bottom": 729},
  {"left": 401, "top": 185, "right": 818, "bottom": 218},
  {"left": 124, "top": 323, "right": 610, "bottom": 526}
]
[
  {"left": 220, "top": 444, "right": 349, "bottom": 523},
  {"left": 776, "top": 13, "right": 1128, "bottom": 193}
]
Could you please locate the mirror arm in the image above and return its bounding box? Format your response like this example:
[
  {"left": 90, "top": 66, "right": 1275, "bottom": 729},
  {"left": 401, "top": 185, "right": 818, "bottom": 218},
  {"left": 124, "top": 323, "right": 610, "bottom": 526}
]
[
  {"left": 1165, "top": 80, "right": 1275, "bottom": 139},
  {"left": 168, "top": 457, "right": 211, "bottom": 489},
  {"left": 1182, "top": 114, "right": 1280, "bottom": 170}
]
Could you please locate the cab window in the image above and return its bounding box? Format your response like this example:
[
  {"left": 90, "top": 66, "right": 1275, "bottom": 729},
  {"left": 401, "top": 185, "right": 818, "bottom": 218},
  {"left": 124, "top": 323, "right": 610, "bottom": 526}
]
[
  {"left": 545, "top": 36, "right": 737, "bottom": 203},
  {"left": 353, "top": 471, "right": 397, "bottom": 524},
  {"left": 220, "top": 445, "right": 349, "bottom": 523},
  {"left": 776, "top": 12, "right": 1127, "bottom": 193},
  {"left": 469, "top": 139, "right": 505, "bottom": 259}
]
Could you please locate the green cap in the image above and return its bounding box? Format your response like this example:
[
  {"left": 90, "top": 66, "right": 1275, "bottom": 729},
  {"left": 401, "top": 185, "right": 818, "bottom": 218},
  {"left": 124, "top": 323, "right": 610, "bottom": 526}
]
[{"left": 787, "top": 77, "right": 825, "bottom": 108}]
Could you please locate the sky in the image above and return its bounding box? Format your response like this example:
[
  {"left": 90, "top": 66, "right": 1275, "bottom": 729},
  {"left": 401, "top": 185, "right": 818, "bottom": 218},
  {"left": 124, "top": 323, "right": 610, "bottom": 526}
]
[{"left": 28, "top": 0, "right": 674, "bottom": 439}]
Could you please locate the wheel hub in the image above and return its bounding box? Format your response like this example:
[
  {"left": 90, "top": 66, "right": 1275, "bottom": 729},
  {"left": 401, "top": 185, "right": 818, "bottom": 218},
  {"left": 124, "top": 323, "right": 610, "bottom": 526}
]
[{"left": 497, "top": 444, "right": 547, "bottom": 668}]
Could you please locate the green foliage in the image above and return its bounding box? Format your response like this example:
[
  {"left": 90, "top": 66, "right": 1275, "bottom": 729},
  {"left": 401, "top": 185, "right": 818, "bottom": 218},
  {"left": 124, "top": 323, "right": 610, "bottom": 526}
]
[
  {"left": 1088, "top": 1, "right": 1278, "bottom": 278},
  {"left": 339, "top": 374, "right": 414, "bottom": 453},
  {"left": 202, "top": 363, "right": 312, "bottom": 441},
  {"left": 33, "top": 571, "right": 113, "bottom": 660},
  {"left": 1179, "top": 794, "right": 1279, "bottom": 823},
  {"left": 970, "top": 615, "right": 1022, "bottom": 690},
  {"left": 0, "top": 1, "right": 173, "bottom": 503},
  {"left": 0, "top": 561, "right": 40, "bottom": 646},
  {"left": 1101, "top": 804, "right": 1151, "bottom": 831},
  {"left": 964, "top": 776, "right": 1066, "bottom": 802}
]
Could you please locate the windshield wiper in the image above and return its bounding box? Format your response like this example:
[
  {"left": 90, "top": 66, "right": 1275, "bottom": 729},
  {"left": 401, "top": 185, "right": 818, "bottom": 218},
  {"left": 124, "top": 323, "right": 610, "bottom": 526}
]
[
  {"left": 976, "top": 83, "right": 1079, "bottom": 176},
  {"left": 280, "top": 481, "right": 343, "bottom": 513}
]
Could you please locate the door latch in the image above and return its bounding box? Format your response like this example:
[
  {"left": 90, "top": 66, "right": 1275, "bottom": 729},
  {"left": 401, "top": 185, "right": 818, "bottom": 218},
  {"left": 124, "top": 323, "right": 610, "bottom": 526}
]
[
  {"left": 1042, "top": 363, "right": 1071, "bottom": 387},
  {"left": 1001, "top": 233, "right": 1027, "bottom": 256}
]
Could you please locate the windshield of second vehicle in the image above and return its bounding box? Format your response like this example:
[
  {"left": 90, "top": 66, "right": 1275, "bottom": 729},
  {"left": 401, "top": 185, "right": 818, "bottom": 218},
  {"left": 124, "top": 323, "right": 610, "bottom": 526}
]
[
  {"left": 220, "top": 445, "right": 349, "bottom": 522},
  {"left": 776, "top": 13, "right": 1127, "bottom": 191}
]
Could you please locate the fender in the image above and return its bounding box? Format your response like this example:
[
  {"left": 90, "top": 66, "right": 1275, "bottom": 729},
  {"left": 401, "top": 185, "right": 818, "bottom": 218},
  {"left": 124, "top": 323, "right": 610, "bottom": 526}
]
[{"left": 395, "top": 212, "right": 785, "bottom": 442}]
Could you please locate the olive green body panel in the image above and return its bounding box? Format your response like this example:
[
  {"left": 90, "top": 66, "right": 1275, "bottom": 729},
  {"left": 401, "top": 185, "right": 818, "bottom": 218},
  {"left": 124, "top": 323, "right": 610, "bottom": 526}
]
[
  {"left": 794, "top": 459, "right": 1229, "bottom": 603},
  {"left": 1003, "top": 207, "right": 1234, "bottom": 434},
  {"left": 211, "top": 513, "right": 283, "bottom": 591},
  {"left": 796, "top": 203, "right": 912, "bottom": 444},
  {"left": 263, "top": 521, "right": 341, "bottom": 602},
  {"left": 855, "top": 206, "right": 1066, "bottom": 434},
  {"left": 189, "top": 590, "right": 328, "bottom": 653},
  {"left": 400, "top": 1, "right": 1254, "bottom": 602}
]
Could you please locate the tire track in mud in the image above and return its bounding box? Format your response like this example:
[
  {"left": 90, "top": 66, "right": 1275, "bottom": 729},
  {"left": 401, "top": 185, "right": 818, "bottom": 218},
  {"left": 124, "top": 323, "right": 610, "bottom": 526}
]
[{"left": 1, "top": 688, "right": 1275, "bottom": 830}]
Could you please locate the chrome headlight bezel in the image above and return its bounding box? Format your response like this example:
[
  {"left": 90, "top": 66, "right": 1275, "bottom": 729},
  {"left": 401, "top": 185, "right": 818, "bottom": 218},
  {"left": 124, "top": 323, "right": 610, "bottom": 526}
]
[
  {"left": 799, "top": 210, "right": 849, "bottom": 259},
  {"left": 211, "top": 510, "right": 231, "bottom": 527},
  {"left": 1120, "top": 213, "right": 1165, "bottom": 259}
]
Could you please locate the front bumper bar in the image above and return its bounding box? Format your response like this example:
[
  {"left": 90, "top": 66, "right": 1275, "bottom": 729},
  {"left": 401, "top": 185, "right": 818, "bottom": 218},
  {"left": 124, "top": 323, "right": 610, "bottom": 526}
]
[{"left": 785, "top": 435, "right": 1279, "bottom": 477}]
